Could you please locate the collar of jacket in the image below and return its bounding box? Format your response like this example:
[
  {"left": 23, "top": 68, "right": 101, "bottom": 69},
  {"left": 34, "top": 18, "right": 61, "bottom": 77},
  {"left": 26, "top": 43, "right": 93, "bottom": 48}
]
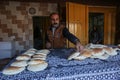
[{"left": 49, "top": 25, "right": 60, "bottom": 31}]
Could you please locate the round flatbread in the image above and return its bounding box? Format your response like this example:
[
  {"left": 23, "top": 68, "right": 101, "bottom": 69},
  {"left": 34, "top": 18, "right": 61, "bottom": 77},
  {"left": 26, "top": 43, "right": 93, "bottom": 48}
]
[
  {"left": 27, "top": 48, "right": 37, "bottom": 52},
  {"left": 32, "top": 54, "right": 46, "bottom": 58},
  {"left": 31, "top": 57, "right": 46, "bottom": 60},
  {"left": 92, "top": 48, "right": 105, "bottom": 57},
  {"left": 11, "top": 60, "right": 28, "bottom": 67},
  {"left": 28, "top": 59, "right": 46, "bottom": 65},
  {"left": 68, "top": 52, "right": 80, "bottom": 60},
  {"left": 2, "top": 66, "right": 25, "bottom": 75},
  {"left": 27, "top": 62, "right": 48, "bottom": 72},
  {"left": 36, "top": 49, "right": 50, "bottom": 54},
  {"left": 16, "top": 54, "right": 31, "bottom": 60},
  {"left": 23, "top": 52, "right": 34, "bottom": 56}
]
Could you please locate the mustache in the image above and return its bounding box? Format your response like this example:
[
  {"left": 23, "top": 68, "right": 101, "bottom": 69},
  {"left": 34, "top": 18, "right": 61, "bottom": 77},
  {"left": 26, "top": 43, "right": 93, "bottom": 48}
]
[
  {"left": 53, "top": 23, "right": 59, "bottom": 27},
  {"left": 53, "top": 23, "right": 58, "bottom": 25}
]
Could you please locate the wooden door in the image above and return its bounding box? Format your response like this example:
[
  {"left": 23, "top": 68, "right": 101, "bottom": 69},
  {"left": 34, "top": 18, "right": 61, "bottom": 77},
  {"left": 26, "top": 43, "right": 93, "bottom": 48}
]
[
  {"left": 66, "top": 2, "right": 116, "bottom": 48},
  {"left": 66, "top": 2, "right": 88, "bottom": 48},
  {"left": 89, "top": 6, "right": 116, "bottom": 45},
  {"left": 33, "top": 16, "right": 50, "bottom": 49}
]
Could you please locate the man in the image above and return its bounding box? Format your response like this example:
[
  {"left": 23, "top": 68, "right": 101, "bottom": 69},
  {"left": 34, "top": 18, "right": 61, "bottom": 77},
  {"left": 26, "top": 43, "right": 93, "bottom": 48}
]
[
  {"left": 90, "top": 26, "right": 102, "bottom": 44},
  {"left": 45, "top": 12, "right": 84, "bottom": 52}
]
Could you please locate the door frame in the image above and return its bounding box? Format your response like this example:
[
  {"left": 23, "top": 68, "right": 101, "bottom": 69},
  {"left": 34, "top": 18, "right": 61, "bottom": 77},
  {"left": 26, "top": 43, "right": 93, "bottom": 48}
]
[{"left": 88, "top": 6, "right": 116, "bottom": 44}]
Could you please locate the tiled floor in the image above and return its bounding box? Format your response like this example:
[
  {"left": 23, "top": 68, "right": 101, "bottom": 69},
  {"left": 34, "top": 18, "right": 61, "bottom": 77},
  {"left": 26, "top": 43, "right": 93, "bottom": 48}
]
[{"left": 0, "top": 58, "right": 11, "bottom": 71}]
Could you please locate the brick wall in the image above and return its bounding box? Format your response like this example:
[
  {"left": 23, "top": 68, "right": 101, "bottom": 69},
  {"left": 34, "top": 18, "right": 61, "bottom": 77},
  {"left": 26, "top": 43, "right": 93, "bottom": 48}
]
[{"left": 0, "top": 1, "right": 58, "bottom": 54}]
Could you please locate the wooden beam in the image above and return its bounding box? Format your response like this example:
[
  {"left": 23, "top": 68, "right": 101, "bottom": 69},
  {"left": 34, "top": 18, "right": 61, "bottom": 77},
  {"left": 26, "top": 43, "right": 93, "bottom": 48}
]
[{"left": 0, "top": 0, "right": 119, "bottom": 6}]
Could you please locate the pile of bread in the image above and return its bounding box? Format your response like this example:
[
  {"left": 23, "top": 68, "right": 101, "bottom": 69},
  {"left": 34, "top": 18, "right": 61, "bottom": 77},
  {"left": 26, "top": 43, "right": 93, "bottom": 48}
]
[
  {"left": 2, "top": 48, "right": 50, "bottom": 75},
  {"left": 68, "top": 43, "right": 120, "bottom": 60}
]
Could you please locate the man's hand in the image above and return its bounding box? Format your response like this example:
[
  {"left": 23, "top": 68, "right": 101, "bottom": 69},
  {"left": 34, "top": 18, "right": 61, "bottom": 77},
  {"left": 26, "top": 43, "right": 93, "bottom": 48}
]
[
  {"left": 75, "top": 41, "right": 84, "bottom": 52},
  {"left": 46, "top": 42, "right": 51, "bottom": 49}
]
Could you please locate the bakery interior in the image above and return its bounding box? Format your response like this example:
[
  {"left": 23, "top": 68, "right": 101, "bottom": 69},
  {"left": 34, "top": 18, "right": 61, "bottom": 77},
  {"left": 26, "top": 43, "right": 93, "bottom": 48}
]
[{"left": 0, "top": 0, "right": 120, "bottom": 75}]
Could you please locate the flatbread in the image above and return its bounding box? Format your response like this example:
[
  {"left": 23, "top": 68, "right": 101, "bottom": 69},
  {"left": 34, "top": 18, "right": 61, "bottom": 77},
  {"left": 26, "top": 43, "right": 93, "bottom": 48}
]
[
  {"left": 16, "top": 54, "right": 31, "bottom": 60},
  {"left": 32, "top": 54, "right": 46, "bottom": 58},
  {"left": 74, "top": 49, "right": 93, "bottom": 60},
  {"left": 28, "top": 59, "right": 46, "bottom": 65},
  {"left": 2, "top": 66, "right": 25, "bottom": 75},
  {"left": 36, "top": 49, "right": 50, "bottom": 54},
  {"left": 11, "top": 60, "right": 28, "bottom": 67},
  {"left": 92, "top": 48, "right": 105, "bottom": 57},
  {"left": 31, "top": 57, "right": 46, "bottom": 60},
  {"left": 27, "top": 62, "right": 48, "bottom": 72},
  {"left": 68, "top": 52, "right": 80, "bottom": 60}
]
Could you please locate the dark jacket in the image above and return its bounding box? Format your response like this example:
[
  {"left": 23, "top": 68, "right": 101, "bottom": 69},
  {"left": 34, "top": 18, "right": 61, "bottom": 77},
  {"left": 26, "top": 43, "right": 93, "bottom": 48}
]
[
  {"left": 46, "top": 24, "right": 79, "bottom": 48},
  {"left": 90, "top": 29, "right": 102, "bottom": 44}
]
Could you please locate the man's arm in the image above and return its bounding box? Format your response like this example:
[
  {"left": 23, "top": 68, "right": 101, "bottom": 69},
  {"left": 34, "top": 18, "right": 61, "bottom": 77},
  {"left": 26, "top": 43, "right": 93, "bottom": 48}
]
[
  {"left": 63, "top": 27, "right": 80, "bottom": 44},
  {"left": 63, "top": 27, "right": 84, "bottom": 51}
]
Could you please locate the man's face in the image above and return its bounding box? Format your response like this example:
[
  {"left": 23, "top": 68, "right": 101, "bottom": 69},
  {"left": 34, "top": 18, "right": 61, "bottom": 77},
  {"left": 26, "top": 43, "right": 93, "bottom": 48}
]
[{"left": 50, "top": 14, "right": 60, "bottom": 27}]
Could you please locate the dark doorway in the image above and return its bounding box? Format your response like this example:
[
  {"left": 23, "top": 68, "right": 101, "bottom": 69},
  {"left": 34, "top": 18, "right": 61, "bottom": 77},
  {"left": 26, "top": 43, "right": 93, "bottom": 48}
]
[
  {"left": 33, "top": 16, "right": 50, "bottom": 50},
  {"left": 89, "top": 13, "right": 104, "bottom": 44}
]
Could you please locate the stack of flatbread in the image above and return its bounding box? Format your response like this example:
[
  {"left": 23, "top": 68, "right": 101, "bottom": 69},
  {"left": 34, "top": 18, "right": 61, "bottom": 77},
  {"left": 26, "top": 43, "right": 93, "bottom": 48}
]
[
  {"left": 2, "top": 48, "right": 50, "bottom": 75},
  {"left": 68, "top": 43, "right": 120, "bottom": 60},
  {"left": 2, "top": 60, "right": 27, "bottom": 75},
  {"left": 27, "top": 49, "right": 50, "bottom": 72},
  {"left": 23, "top": 48, "right": 37, "bottom": 57},
  {"left": 2, "top": 54, "right": 30, "bottom": 75},
  {"left": 27, "top": 59, "right": 48, "bottom": 72},
  {"left": 2, "top": 66, "right": 25, "bottom": 75},
  {"left": 31, "top": 49, "right": 50, "bottom": 60}
]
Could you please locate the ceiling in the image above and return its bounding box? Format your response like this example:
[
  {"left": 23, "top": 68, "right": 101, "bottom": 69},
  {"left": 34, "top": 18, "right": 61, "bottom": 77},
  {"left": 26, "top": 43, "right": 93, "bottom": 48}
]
[{"left": 0, "top": 0, "right": 120, "bottom": 6}]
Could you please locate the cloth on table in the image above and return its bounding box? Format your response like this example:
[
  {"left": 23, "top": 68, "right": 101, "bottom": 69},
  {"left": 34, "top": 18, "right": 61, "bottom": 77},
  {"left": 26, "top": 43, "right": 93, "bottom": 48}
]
[{"left": 0, "top": 48, "right": 120, "bottom": 80}]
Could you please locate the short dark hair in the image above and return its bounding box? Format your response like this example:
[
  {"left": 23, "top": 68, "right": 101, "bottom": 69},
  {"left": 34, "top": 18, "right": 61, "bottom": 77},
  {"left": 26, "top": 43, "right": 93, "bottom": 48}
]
[{"left": 49, "top": 12, "right": 59, "bottom": 18}]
